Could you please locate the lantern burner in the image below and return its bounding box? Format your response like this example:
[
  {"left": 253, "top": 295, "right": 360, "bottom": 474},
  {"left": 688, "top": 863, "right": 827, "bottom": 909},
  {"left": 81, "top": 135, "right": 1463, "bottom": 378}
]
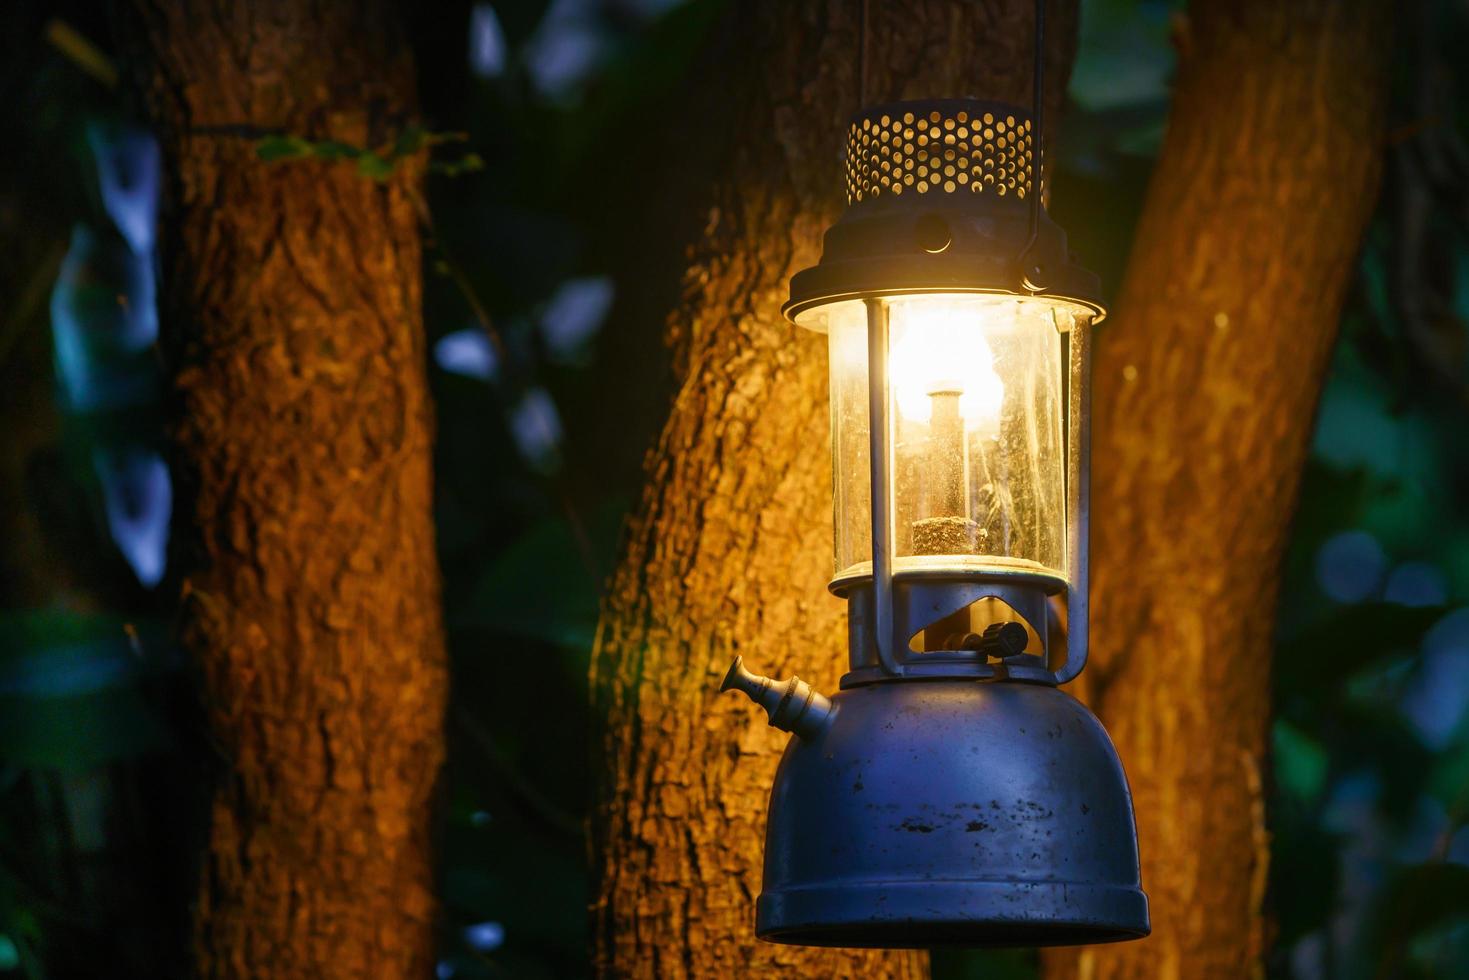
[{"left": 911, "top": 515, "right": 983, "bottom": 555}]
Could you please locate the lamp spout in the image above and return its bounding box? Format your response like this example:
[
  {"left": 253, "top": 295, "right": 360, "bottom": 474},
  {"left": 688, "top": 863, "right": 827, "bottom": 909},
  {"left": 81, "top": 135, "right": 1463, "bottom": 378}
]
[{"left": 720, "top": 656, "right": 835, "bottom": 740}]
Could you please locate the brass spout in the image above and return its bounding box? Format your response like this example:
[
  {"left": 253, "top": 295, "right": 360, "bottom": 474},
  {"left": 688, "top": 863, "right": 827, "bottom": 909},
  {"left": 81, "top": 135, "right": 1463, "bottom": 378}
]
[{"left": 720, "top": 656, "right": 835, "bottom": 740}]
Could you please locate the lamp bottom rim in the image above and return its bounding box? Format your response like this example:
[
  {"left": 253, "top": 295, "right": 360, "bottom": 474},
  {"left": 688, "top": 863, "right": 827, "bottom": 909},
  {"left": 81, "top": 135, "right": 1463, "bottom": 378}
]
[{"left": 755, "top": 879, "right": 1150, "bottom": 949}]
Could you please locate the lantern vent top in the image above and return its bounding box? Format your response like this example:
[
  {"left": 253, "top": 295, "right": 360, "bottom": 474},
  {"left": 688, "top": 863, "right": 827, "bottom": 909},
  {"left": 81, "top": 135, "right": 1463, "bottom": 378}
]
[{"left": 844, "top": 99, "right": 1037, "bottom": 207}]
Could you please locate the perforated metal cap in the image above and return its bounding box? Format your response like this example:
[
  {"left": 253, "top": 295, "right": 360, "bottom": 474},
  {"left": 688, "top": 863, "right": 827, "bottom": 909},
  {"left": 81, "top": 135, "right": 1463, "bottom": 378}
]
[
  {"left": 784, "top": 98, "right": 1104, "bottom": 322},
  {"left": 845, "top": 100, "right": 1036, "bottom": 205}
]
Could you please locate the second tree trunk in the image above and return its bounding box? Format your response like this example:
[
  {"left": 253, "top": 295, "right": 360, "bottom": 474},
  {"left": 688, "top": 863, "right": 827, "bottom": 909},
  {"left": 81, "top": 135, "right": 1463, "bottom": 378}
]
[
  {"left": 127, "top": 2, "right": 448, "bottom": 975},
  {"left": 589, "top": 2, "right": 1078, "bottom": 976}
]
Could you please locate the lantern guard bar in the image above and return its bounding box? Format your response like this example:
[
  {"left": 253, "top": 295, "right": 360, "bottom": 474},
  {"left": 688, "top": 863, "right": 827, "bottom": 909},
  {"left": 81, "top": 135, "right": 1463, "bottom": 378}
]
[
  {"left": 1056, "top": 316, "right": 1090, "bottom": 684},
  {"left": 784, "top": 90, "right": 1104, "bottom": 688},
  {"left": 864, "top": 298, "right": 902, "bottom": 676},
  {"left": 852, "top": 297, "right": 1091, "bottom": 687}
]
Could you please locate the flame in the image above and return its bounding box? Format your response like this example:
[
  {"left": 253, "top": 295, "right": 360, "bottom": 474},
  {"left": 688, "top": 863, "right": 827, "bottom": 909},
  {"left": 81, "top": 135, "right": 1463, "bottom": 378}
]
[{"left": 888, "top": 298, "right": 1005, "bottom": 426}]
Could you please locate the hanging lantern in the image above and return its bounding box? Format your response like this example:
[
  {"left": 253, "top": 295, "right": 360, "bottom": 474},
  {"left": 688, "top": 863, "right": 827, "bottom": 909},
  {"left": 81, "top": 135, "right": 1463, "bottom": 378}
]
[{"left": 719, "top": 91, "right": 1151, "bottom": 948}]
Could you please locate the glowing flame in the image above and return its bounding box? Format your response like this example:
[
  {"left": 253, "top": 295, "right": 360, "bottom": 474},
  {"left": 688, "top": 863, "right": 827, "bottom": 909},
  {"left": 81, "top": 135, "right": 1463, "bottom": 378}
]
[{"left": 888, "top": 299, "right": 1004, "bottom": 426}]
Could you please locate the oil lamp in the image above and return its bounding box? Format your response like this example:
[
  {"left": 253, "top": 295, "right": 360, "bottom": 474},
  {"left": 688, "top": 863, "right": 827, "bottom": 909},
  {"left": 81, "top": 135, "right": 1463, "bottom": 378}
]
[{"left": 719, "top": 91, "right": 1151, "bottom": 947}]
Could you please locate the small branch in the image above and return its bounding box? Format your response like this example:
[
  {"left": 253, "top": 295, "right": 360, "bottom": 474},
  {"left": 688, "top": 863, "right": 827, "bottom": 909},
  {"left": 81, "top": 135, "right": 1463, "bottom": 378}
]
[
  {"left": 407, "top": 187, "right": 506, "bottom": 360},
  {"left": 1378, "top": 0, "right": 1469, "bottom": 410},
  {"left": 452, "top": 706, "right": 582, "bottom": 840},
  {"left": 0, "top": 242, "right": 67, "bottom": 371},
  {"left": 45, "top": 19, "right": 117, "bottom": 88},
  {"left": 407, "top": 186, "right": 602, "bottom": 584}
]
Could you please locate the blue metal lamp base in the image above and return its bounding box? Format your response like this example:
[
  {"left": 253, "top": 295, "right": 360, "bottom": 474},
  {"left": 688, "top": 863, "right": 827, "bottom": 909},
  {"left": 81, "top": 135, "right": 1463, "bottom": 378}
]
[{"left": 750, "top": 680, "right": 1150, "bottom": 948}]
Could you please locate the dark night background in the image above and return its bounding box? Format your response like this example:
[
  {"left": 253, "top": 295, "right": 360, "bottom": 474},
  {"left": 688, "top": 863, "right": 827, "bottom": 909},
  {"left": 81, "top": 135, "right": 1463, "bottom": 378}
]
[{"left": 1, "top": 1, "right": 1468, "bottom": 977}]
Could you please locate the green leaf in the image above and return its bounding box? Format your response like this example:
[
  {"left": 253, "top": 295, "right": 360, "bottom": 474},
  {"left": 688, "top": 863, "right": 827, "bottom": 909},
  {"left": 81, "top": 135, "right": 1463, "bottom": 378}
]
[
  {"left": 391, "top": 125, "right": 427, "bottom": 158},
  {"left": 1069, "top": 0, "right": 1176, "bottom": 113},
  {"left": 431, "top": 153, "right": 486, "bottom": 178},
  {"left": 1270, "top": 801, "right": 1340, "bottom": 945},
  {"left": 1274, "top": 720, "right": 1330, "bottom": 803},
  {"left": 441, "top": 840, "right": 585, "bottom": 949},
  {"left": 0, "top": 934, "right": 19, "bottom": 971},
  {"left": 355, "top": 153, "right": 396, "bottom": 181},
  {"left": 309, "top": 139, "right": 362, "bottom": 162},
  {"left": 0, "top": 609, "right": 133, "bottom": 649},
  {"left": 0, "top": 686, "right": 167, "bottom": 769},
  {"left": 1319, "top": 705, "right": 1436, "bottom": 822},
  {"left": 423, "top": 129, "right": 468, "bottom": 148},
  {"left": 0, "top": 612, "right": 172, "bottom": 770},
  {"left": 1357, "top": 863, "right": 1469, "bottom": 971},
  {"left": 1276, "top": 602, "right": 1448, "bottom": 698},
  {"left": 255, "top": 135, "right": 312, "bottom": 162},
  {"left": 1428, "top": 735, "right": 1469, "bottom": 815},
  {"left": 453, "top": 501, "right": 626, "bottom": 649}
]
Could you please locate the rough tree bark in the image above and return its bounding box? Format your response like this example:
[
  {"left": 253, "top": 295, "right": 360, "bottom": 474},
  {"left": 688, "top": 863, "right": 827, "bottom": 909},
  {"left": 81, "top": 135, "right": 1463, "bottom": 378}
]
[
  {"left": 589, "top": 2, "right": 1077, "bottom": 976},
  {"left": 125, "top": 3, "right": 448, "bottom": 976},
  {"left": 1043, "top": 1, "right": 1391, "bottom": 978}
]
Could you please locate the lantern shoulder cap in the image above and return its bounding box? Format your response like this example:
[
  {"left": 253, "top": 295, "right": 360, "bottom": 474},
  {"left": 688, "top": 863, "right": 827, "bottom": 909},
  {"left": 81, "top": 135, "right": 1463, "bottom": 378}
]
[{"left": 786, "top": 98, "right": 1106, "bottom": 324}]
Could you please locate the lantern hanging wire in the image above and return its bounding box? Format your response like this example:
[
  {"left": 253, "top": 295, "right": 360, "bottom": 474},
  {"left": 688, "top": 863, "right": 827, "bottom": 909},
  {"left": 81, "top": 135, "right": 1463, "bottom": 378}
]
[{"left": 849, "top": 0, "right": 1057, "bottom": 292}]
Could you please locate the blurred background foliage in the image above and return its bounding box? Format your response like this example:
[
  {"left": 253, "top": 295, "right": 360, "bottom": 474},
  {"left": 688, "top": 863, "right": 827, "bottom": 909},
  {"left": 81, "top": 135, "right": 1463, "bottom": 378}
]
[{"left": 0, "top": 0, "right": 1466, "bottom": 977}]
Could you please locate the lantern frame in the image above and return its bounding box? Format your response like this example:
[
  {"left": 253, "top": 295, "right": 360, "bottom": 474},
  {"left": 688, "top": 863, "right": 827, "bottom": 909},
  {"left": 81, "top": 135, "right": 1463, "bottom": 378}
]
[
  {"left": 719, "top": 94, "right": 1149, "bottom": 949},
  {"left": 718, "top": 0, "right": 1150, "bottom": 943},
  {"left": 783, "top": 98, "right": 1103, "bottom": 689}
]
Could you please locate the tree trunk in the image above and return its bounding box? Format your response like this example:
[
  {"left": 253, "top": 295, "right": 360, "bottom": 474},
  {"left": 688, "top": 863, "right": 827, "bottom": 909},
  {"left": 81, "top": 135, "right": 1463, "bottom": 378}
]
[
  {"left": 589, "top": 2, "right": 1076, "bottom": 976},
  {"left": 125, "top": 4, "right": 448, "bottom": 976},
  {"left": 1043, "top": 1, "right": 1390, "bottom": 978}
]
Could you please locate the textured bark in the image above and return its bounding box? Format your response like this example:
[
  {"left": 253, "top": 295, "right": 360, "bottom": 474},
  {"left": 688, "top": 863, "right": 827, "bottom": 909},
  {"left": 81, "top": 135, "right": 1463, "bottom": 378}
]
[
  {"left": 1042, "top": 1, "right": 1391, "bottom": 978},
  {"left": 588, "top": 2, "right": 1076, "bottom": 976},
  {"left": 125, "top": 3, "right": 447, "bottom": 976}
]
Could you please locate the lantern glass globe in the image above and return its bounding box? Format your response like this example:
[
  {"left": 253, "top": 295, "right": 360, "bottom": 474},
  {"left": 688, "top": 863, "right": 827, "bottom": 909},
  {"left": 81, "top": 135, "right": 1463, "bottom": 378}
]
[{"left": 796, "top": 293, "right": 1092, "bottom": 588}]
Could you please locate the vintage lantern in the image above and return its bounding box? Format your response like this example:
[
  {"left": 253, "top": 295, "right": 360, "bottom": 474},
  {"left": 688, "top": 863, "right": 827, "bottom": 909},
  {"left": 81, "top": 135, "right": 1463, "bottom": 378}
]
[{"left": 719, "top": 22, "right": 1150, "bottom": 948}]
